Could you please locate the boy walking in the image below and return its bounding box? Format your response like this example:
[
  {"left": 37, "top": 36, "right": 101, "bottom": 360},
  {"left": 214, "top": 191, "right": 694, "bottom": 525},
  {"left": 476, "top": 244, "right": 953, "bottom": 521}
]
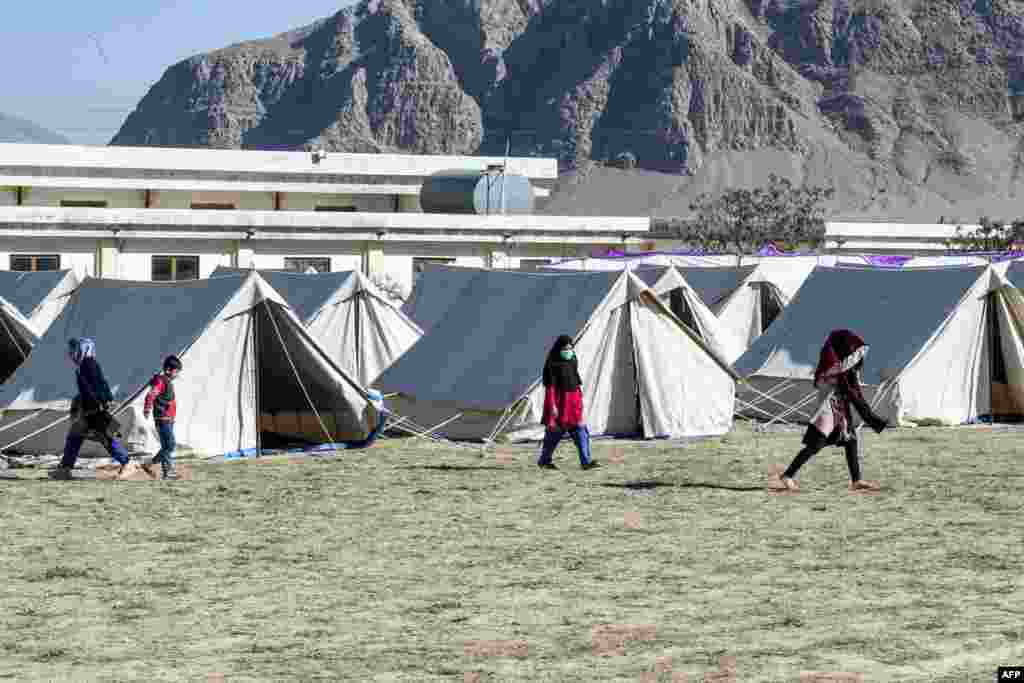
[{"left": 143, "top": 355, "right": 182, "bottom": 480}]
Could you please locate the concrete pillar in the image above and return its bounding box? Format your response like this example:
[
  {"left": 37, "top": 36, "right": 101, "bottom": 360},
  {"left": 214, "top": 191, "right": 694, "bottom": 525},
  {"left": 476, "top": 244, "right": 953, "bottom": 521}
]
[
  {"left": 361, "top": 244, "right": 385, "bottom": 277},
  {"left": 94, "top": 239, "right": 120, "bottom": 279},
  {"left": 227, "top": 240, "right": 255, "bottom": 268},
  {"left": 484, "top": 249, "right": 509, "bottom": 269}
]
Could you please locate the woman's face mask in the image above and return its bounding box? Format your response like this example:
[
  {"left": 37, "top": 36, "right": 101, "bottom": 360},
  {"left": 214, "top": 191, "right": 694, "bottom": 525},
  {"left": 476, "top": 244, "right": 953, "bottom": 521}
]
[{"left": 559, "top": 348, "right": 575, "bottom": 361}]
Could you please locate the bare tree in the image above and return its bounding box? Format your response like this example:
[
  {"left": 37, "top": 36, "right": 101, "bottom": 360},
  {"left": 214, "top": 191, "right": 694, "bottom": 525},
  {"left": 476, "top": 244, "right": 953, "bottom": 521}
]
[
  {"left": 656, "top": 174, "right": 834, "bottom": 263},
  {"left": 945, "top": 216, "right": 1024, "bottom": 252}
]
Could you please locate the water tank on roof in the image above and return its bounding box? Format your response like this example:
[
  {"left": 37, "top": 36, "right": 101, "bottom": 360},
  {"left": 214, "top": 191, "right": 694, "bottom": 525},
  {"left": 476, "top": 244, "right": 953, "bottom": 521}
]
[{"left": 419, "top": 169, "right": 534, "bottom": 215}]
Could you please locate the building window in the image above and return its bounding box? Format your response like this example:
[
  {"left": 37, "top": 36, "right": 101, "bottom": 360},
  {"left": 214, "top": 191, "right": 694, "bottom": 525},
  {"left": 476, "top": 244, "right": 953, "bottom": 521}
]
[
  {"left": 152, "top": 255, "right": 199, "bottom": 282},
  {"left": 315, "top": 205, "right": 357, "bottom": 212},
  {"left": 412, "top": 257, "right": 456, "bottom": 287},
  {"left": 190, "top": 203, "right": 236, "bottom": 210},
  {"left": 284, "top": 257, "right": 331, "bottom": 273},
  {"left": 11, "top": 255, "right": 60, "bottom": 272},
  {"left": 518, "top": 258, "right": 551, "bottom": 271},
  {"left": 60, "top": 200, "right": 108, "bottom": 208}
]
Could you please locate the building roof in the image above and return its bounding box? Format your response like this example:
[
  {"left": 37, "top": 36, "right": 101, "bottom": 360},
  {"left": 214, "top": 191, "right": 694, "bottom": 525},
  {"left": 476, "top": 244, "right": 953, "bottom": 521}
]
[{"left": 0, "top": 143, "right": 557, "bottom": 180}]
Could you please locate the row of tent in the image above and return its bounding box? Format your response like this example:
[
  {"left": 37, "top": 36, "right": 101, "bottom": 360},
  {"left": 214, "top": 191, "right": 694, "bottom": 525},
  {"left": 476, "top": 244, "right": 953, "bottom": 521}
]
[
  {"left": 0, "top": 268, "right": 422, "bottom": 458},
  {"left": 390, "top": 258, "right": 1024, "bottom": 439},
  {"left": 4, "top": 257, "right": 1024, "bottom": 458}
]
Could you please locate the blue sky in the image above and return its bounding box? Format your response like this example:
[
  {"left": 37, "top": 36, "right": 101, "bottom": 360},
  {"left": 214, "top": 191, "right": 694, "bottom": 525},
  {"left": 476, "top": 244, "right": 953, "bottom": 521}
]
[{"left": 2, "top": 1, "right": 356, "bottom": 145}]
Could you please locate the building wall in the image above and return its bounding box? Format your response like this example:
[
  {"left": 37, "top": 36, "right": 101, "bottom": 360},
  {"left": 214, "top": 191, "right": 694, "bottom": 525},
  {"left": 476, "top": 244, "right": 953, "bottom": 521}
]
[
  {"left": 375, "top": 252, "right": 485, "bottom": 294},
  {"left": 0, "top": 237, "right": 96, "bottom": 278},
  {"left": 279, "top": 192, "right": 350, "bottom": 211},
  {"left": 19, "top": 187, "right": 148, "bottom": 208},
  {"left": 148, "top": 190, "right": 275, "bottom": 211},
  {"left": 248, "top": 240, "right": 362, "bottom": 272},
  {"left": 277, "top": 192, "right": 400, "bottom": 212},
  {"left": 367, "top": 242, "right": 599, "bottom": 294},
  {"left": 398, "top": 194, "right": 422, "bottom": 213},
  {"left": 118, "top": 240, "right": 234, "bottom": 280},
  {"left": 0, "top": 236, "right": 618, "bottom": 286},
  {"left": 7, "top": 187, "right": 410, "bottom": 212}
]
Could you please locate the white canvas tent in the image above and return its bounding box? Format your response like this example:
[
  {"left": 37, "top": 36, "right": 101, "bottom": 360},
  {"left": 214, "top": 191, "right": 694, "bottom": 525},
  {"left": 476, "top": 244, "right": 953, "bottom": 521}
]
[
  {"left": 734, "top": 265, "right": 1024, "bottom": 427},
  {"left": 211, "top": 267, "right": 422, "bottom": 386},
  {"left": 0, "top": 269, "right": 80, "bottom": 334},
  {"left": 548, "top": 253, "right": 820, "bottom": 302},
  {"left": 377, "top": 268, "right": 738, "bottom": 441},
  {"left": 668, "top": 266, "right": 787, "bottom": 350},
  {"left": 0, "top": 273, "right": 381, "bottom": 458},
  {"left": 0, "top": 297, "right": 40, "bottom": 384},
  {"left": 574, "top": 265, "right": 746, "bottom": 364},
  {"left": 547, "top": 259, "right": 794, "bottom": 351},
  {"left": 998, "top": 259, "right": 1024, "bottom": 290}
]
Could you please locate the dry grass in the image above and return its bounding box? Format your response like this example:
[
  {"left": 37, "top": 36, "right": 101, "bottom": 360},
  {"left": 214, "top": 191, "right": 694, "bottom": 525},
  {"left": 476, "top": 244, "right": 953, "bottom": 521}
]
[{"left": 1, "top": 424, "right": 1023, "bottom": 681}]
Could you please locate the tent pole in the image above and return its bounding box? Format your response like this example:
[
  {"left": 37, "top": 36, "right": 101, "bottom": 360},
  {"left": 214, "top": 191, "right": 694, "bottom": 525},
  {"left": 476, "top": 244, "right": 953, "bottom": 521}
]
[
  {"left": 740, "top": 390, "right": 816, "bottom": 426},
  {"left": 385, "top": 415, "right": 481, "bottom": 453},
  {"left": 736, "top": 378, "right": 800, "bottom": 413},
  {"left": 0, "top": 414, "right": 70, "bottom": 452},
  {"left": 482, "top": 404, "right": 515, "bottom": 455},
  {"left": 0, "top": 409, "right": 45, "bottom": 435},
  {"left": 411, "top": 413, "right": 464, "bottom": 444},
  {"left": 0, "top": 310, "right": 30, "bottom": 364},
  {"left": 759, "top": 390, "right": 819, "bottom": 426},
  {"left": 733, "top": 397, "right": 794, "bottom": 423}
]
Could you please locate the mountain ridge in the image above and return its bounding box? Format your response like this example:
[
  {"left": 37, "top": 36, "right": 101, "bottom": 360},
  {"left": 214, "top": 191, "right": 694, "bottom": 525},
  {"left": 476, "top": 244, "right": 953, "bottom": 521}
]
[
  {"left": 0, "top": 112, "right": 71, "bottom": 145},
  {"left": 110, "top": 0, "right": 1024, "bottom": 223}
]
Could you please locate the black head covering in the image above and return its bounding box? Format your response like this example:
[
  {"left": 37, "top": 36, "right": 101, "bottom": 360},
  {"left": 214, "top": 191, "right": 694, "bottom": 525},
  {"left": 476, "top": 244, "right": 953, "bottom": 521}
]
[{"left": 543, "top": 334, "right": 582, "bottom": 392}]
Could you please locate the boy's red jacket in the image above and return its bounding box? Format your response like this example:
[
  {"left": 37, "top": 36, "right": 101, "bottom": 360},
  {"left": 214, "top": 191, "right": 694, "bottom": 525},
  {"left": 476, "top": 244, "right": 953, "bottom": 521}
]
[{"left": 144, "top": 373, "right": 176, "bottom": 420}]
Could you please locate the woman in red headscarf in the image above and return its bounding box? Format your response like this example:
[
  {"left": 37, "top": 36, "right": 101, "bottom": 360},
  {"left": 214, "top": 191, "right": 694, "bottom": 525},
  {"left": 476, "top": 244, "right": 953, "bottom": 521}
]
[{"left": 777, "top": 329, "right": 889, "bottom": 492}]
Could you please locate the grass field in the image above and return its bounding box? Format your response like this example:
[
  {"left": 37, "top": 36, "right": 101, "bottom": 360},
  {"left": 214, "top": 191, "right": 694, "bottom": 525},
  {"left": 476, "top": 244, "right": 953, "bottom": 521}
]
[{"left": 2, "top": 424, "right": 1023, "bottom": 682}]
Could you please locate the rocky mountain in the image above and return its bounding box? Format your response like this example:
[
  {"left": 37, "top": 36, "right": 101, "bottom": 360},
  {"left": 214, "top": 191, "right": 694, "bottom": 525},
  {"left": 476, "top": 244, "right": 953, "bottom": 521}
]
[
  {"left": 111, "top": 0, "right": 1024, "bottom": 222},
  {"left": 0, "top": 112, "right": 71, "bottom": 145}
]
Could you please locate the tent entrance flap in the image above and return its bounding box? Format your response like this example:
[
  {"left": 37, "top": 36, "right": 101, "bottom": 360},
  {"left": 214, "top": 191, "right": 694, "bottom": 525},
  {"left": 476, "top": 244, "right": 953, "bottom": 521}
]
[
  {"left": 757, "top": 282, "right": 785, "bottom": 334},
  {"left": 0, "top": 315, "right": 32, "bottom": 384},
  {"left": 253, "top": 302, "right": 368, "bottom": 444},
  {"left": 990, "top": 290, "right": 1024, "bottom": 421},
  {"left": 668, "top": 289, "right": 698, "bottom": 335}
]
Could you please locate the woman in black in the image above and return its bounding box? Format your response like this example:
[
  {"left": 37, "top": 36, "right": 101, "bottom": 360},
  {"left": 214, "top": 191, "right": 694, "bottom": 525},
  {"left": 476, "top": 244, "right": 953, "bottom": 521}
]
[
  {"left": 537, "top": 335, "right": 600, "bottom": 470},
  {"left": 50, "top": 337, "right": 131, "bottom": 479}
]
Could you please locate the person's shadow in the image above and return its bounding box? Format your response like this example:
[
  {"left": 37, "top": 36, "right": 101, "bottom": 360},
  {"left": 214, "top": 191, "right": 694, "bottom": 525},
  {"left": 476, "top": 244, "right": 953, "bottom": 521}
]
[{"left": 600, "top": 480, "right": 764, "bottom": 492}]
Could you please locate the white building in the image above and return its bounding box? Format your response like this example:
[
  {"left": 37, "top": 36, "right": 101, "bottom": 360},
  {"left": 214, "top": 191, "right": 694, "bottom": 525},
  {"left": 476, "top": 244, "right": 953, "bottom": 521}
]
[
  {"left": 0, "top": 144, "right": 653, "bottom": 294},
  {"left": 824, "top": 222, "right": 978, "bottom": 254}
]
